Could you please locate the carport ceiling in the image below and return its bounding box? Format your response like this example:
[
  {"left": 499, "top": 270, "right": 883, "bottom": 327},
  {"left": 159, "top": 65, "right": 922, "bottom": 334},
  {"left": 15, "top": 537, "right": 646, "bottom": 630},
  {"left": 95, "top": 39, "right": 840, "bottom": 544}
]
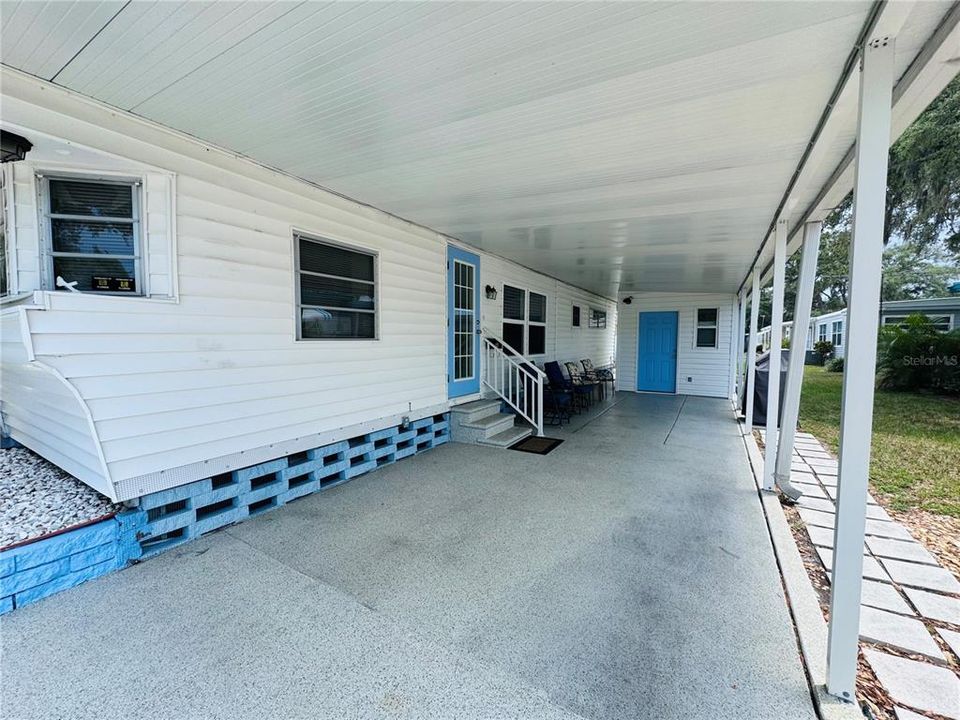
[{"left": 0, "top": 1, "right": 952, "bottom": 296}]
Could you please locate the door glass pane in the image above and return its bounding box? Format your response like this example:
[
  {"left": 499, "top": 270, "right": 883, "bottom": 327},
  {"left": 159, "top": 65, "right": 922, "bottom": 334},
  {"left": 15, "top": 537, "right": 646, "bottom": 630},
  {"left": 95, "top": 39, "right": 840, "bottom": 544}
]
[{"left": 453, "top": 259, "right": 475, "bottom": 380}]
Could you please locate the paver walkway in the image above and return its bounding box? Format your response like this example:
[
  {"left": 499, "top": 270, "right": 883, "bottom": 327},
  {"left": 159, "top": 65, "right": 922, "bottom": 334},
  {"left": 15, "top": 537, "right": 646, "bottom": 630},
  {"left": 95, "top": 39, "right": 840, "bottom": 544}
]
[
  {"left": 775, "top": 430, "right": 960, "bottom": 719},
  {"left": 3, "top": 394, "right": 817, "bottom": 720}
]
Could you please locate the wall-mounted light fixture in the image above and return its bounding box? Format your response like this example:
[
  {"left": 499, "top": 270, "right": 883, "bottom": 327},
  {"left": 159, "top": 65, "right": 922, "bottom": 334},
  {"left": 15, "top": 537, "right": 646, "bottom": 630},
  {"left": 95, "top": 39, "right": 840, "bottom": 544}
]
[
  {"left": 622, "top": 296, "right": 633, "bottom": 305},
  {"left": 1, "top": 131, "right": 32, "bottom": 164},
  {"left": 485, "top": 285, "right": 498, "bottom": 300}
]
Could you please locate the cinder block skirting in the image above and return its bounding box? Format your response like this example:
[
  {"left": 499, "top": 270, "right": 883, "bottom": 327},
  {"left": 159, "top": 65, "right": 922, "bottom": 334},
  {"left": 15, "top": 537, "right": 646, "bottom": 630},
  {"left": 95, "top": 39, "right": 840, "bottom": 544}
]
[
  {"left": 0, "top": 413, "right": 449, "bottom": 614},
  {"left": 0, "top": 515, "right": 141, "bottom": 613}
]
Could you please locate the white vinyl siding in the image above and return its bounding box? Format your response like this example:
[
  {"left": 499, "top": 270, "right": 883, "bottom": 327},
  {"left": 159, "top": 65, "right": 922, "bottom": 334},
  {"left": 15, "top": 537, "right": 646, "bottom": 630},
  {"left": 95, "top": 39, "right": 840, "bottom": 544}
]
[
  {"left": 0, "top": 309, "right": 111, "bottom": 496},
  {"left": 479, "top": 252, "right": 617, "bottom": 370},
  {"left": 617, "top": 292, "right": 735, "bottom": 398}
]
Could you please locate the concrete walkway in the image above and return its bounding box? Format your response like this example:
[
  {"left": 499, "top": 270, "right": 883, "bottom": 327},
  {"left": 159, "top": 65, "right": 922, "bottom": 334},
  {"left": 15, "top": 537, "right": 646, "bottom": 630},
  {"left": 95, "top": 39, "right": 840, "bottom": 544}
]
[{"left": 2, "top": 394, "right": 816, "bottom": 720}]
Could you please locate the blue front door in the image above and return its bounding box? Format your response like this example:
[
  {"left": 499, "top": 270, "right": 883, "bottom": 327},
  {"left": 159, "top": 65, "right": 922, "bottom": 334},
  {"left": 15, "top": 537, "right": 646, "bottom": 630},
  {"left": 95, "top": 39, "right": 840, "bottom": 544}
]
[
  {"left": 448, "top": 246, "right": 481, "bottom": 398},
  {"left": 637, "top": 311, "right": 678, "bottom": 393}
]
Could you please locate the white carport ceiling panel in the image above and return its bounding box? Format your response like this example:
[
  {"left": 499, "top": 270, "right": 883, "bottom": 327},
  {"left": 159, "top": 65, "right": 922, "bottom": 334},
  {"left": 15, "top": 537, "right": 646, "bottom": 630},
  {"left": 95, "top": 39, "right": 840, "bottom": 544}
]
[
  {"left": 5, "top": 1, "right": 951, "bottom": 296},
  {"left": 747, "top": 0, "right": 958, "bottom": 287},
  {"left": 51, "top": 1, "right": 299, "bottom": 110},
  {"left": 0, "top": 1, "right": 124, "bottom": 80}
]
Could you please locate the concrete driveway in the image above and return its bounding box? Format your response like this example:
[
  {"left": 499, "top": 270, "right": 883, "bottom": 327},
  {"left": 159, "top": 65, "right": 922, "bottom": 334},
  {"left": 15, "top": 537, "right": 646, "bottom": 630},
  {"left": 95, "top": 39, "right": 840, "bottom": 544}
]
[{"left": 2, "top": 393, "right": 816, "bottom": 720}]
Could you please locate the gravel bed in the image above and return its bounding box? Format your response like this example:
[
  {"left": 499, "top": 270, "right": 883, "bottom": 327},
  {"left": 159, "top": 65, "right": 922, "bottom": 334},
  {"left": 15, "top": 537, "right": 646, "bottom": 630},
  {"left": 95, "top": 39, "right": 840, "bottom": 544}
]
[{"left": 1, "top": 447, "right": 121, "bottom": 549}]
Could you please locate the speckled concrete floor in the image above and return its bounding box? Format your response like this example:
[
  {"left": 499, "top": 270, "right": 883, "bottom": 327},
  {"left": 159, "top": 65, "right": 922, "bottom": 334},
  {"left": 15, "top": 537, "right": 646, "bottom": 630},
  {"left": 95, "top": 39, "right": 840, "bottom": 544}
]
[{"left": 1, "top": 393, "right": 816, "bottom": 720}]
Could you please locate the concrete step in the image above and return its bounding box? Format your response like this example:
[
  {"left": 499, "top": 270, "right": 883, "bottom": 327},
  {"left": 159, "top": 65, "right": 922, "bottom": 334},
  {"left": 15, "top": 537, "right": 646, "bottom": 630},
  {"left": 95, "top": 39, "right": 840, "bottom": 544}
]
[
  {"left": 461, "top": 412, "right": 515, "bottom": 435},
  {"left": 479, "top": 425, "right": 533, "bottom": 448},
  {"left": 450, "top": 399, "right": 502, "bottom": 425},
  {"left": 450, "top": 409, "right": 516, "bottom": 445}
]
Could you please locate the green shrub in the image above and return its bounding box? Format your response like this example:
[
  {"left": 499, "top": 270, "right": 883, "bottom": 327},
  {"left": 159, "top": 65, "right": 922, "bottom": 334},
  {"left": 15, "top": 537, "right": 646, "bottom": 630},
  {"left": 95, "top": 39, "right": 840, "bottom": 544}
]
[
  {"left": 826, "top": 357, "right": 845, "bottom": 372},
  {"left": 813, "top": 340, "right": 834, "bottom": 364},
  {"left": 876, "top": 314, "right": 960, "bottom": 395}
]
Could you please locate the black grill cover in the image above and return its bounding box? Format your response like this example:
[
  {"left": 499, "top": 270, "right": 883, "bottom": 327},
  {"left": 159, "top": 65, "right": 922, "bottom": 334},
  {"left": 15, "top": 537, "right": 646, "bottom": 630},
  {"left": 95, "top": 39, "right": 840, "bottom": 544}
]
[{"left": 740, "top": 350, "right": 789, "bottom": 427}]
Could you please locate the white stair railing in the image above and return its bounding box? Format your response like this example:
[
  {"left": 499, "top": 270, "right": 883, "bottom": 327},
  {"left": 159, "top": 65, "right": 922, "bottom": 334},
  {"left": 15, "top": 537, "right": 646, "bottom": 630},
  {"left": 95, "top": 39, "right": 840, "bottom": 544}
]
[{"left": 481, "top": 330, "right": 545, "bottom": 436}]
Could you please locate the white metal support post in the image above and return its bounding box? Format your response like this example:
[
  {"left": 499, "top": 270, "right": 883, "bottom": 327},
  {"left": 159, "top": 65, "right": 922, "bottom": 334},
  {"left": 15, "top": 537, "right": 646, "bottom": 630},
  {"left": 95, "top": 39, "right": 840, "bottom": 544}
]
[
  {"left": 826, "top": 36, "right": 895, "bottom": 702},
  {"left": 774, "top": 222, "right": 823, "bottom": 501},
  {"left": 744, "top": 272, "right": 761, "bottom": 432},
  {"left": 762, "top": 219, "right": 788, "bottom": 491},
  {"left": 735, "top": 289, "right": 747, "bottom": 402}
]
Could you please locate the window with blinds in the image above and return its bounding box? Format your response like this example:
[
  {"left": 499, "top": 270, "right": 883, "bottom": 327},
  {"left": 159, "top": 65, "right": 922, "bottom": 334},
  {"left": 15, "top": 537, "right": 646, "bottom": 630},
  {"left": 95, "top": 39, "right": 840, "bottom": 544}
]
[
  {"left": 296, "top": 233, "right": 377, "bottom": 340},
  {"left": 42, "top": 177, "right": 141, "bottom": 293},
  {"left": 502, "top": 284, "right": 546, "bottom": 355},
  {"left": 695, "top": 308, "right": 718, "bottom": 348},
  {"left": 588, "top": 308, "right": 606, "bottom": 328}
]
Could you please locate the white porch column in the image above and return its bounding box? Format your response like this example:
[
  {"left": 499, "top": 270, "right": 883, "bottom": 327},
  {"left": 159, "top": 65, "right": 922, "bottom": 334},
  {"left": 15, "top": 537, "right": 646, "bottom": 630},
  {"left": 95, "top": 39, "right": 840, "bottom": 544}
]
[
  {"left": 762, "top": 219, "right": 788, "bottom": 491},
  {"left": 774, "top": 221, "right": 822, "bottom": 501},
  {"left": 735, "top": 289, "right": 747, "bottom": 402},
  {"left": 744, "top": 272, "right": 761, "bottom": 432},
  {"left": 826, "top": 36, "right": 895, "bottom": 702}
]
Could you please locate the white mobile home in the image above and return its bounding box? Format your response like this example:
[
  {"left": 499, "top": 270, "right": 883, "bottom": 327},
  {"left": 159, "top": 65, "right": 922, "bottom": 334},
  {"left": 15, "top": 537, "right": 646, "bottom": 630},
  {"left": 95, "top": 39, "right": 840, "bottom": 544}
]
[
  {"left": 759, "top": 296, "right": 960, "bottom": 359},
  {"left": 0, "top": 73, "right": 618, "bottom": 502},
  {"left": 1, "top": 2, "right": 958, "bottom": 710}
]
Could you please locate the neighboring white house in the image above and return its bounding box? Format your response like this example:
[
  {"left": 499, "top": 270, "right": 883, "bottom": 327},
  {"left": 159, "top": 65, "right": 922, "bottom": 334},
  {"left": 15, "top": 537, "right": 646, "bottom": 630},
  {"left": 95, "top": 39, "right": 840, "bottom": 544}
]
[{"left": 758, "top": 296, "right": 960, "bottom": 359}]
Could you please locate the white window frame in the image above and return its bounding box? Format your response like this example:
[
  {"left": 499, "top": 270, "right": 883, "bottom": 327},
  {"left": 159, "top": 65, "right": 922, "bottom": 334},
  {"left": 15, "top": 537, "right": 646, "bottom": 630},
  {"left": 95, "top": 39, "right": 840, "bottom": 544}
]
[
  {"left": 695, "top": 307, "right": 719, "bottom": 349},
  {"left": 588, "top": 307, "right": 607, "bottom": 329},
  {"left": 883, "top": 314, "right": 953, "bottom": 332},
  {"left": 831, "top": 320, "right": 843, "bottom": 347},
  {"left": 38, "top": 173, "right": 144, "bottom": 295},
  {"left": 818, "top": 323, "right": 828, "bottom": 343},
  {"left": 502, "top": 284, "right": 547, "bottom": 356},
  {"left": 294, "top": 231, "right": 379, "bottom": 341}
]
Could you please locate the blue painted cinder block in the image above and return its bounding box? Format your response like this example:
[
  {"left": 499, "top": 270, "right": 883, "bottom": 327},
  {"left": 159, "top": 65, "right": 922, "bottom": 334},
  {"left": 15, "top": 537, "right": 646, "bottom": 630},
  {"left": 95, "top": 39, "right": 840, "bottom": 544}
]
[
  {"left": 67, "top": 543, "right": 116, "bottom": 572},
  {"left": 15, "top": 559, "right": 116, "bottom": 607},
  {"left": 279, "top": 477, "right": 321, "bottom": 504},
  {"left": 1, "top": 412, "right": 450, "bottom": 615},
  {"left": 0, "top": 554, "right": 15, "bottom": 578},
  {"left": 7, "top": 521, "right": 117, "bottom": 572},
  {"left": 138, "top": 479, "right": 209, "bottom": 511},
  {"left": 233, "top": 458, "right": 288, "bottom": 484},
  {"left": 144, "top": 507, "right": 194, "bottom": 536}
]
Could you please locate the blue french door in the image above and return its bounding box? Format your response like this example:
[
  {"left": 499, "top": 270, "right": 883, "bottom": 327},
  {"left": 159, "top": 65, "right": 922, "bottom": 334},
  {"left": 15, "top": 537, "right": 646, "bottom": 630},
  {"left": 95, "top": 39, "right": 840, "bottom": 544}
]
[
  {"left": 637, "top": 311, "right": 678, "bottom": 393},
  {"left": 448, "top": 246, "right": 481, "bottom": 398}
]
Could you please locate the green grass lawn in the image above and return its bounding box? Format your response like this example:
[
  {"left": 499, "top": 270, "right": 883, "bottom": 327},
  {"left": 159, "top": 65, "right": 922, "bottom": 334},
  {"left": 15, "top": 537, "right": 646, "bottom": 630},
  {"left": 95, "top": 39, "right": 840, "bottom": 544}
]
[{"left": 798, "top": 365, "right": 960, "bottom": 517}]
